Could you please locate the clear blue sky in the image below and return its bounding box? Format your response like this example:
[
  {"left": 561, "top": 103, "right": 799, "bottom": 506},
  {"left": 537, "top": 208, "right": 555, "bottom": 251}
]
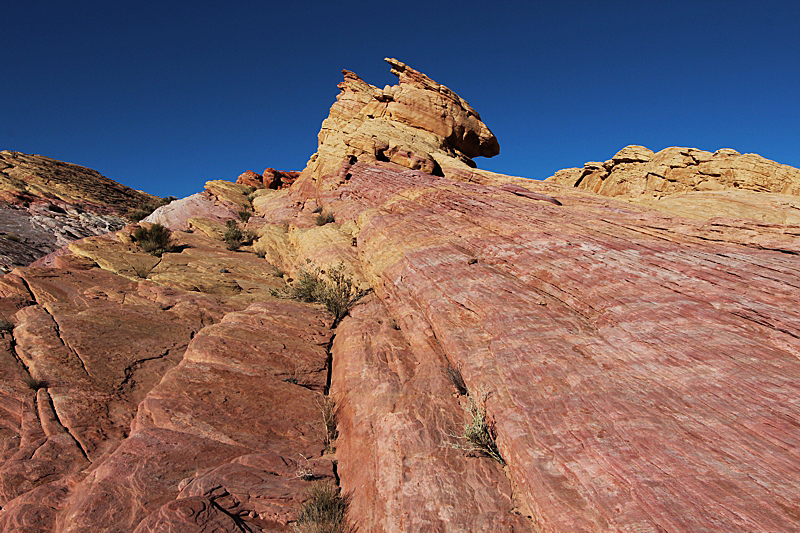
[{"left": 3, "top": 0, "right": 799, "bottom": 198}]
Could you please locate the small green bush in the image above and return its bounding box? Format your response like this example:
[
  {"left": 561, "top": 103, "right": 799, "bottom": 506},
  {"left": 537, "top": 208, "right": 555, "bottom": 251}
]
[
  {"left": 238, "top": 210, "right": 252, "bottom": 222},
  {"left": 315, "top": 212, "right": 335, "bottom": 226},
  {"left": 271, "top": 261, "right": 369, "bottom": 326},
  {"left": 127, "top": 209, "right": 152, "bottom": 222},
  {"left": 295, "top": 482, "right": 352, "bottom": 533},
  {"left": 132, "top": 224, "right": 173, "bottom": 256},
  {"left": 223, "top": 220, "right": 255, "bottom": 250}
]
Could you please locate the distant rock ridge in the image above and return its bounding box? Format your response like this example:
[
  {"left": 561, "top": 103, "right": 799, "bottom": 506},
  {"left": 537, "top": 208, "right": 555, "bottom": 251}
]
[
  {"left": 547, "top": 145, "right": 800, "bottom": 197},
  {"left": 546, "top": 145, "right": 800, "bottom": 223},
  {"left": 0, "top": 151, "right": 160, "bottom": 270},
  {"left": 0, "top": 150, "right": 156, "bottom": 212}
]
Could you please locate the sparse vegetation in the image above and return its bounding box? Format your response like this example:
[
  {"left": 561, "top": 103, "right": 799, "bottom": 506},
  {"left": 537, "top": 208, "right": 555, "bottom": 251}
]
[
  {"left": 24, "top": 376, "right": 49, "bottom": 390},
  {"left": 294, "top": 455, "right": 316, "bottom": 481},
  {"left": 127, "top": 196, "right": 177, "bottom": 222},
  {"left": 238, "top": 210, "right": 252, "bottom": 222},
  {"left": 450, "top": 387, "right": 504, "bottom": 464},
  {"left": 0, "top": 319, "right": 13, "bottom": 333},
  {"left": 223, "top": 220, "right": 255, "bottom": 250},
  {"left": 132, "top": 224, "right": 173, "bottom": 256},
  {"left": 271, "top": 261, "right": 369, "bottom": 326},
  {"left": 444, "top": 361, "right": 468, "bottom": 396},
  {"left": 319, "top": 397, "right": 338, "bottom": 453},
  {"left": 315, "top": 211, "right": 335, "bottom": 226},
  {"left": 294, "top": 482, "right": 352, "bottom": 533}
]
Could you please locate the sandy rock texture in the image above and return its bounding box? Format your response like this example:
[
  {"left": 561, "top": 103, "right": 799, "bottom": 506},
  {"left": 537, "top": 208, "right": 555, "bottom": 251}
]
[
  {"left": 311, "top": 160, "right": 800, "bottom": 533},
  {"left": 1, "top": 60, "right": 800, "bottom": 533},
  {"left": 0, "top": 217, "right": 333, "bottom": 531}
]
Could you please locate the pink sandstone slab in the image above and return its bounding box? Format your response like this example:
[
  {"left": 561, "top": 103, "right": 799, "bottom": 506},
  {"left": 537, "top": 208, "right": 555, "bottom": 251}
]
[
  {"left": 60, "top": 301, "right": 334, "bottom": 532},
  {"left": 306, "top": 159, "right": 800, "bottom": 533}
]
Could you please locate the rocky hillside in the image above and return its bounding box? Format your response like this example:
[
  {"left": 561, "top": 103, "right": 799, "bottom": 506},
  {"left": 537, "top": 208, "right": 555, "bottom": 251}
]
[
  {"left": 0, "top": 151, "right": 160, "bottom": 270},
  {"left": 0, "top": 59, "right": 799, "bottom": 533},
  {"left": 547, "top": 145, "right": 800, "bottom": 224}
]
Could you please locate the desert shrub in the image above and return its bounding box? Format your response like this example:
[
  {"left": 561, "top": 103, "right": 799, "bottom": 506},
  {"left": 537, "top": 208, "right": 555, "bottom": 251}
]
[
  {"left": 127, "top": 208, "right": 151, "bottom": 222},
  {"left": 223, "top": 220, "right": 255, "bottom": 250},
  {"left": 132, "top": 224, "right": 172, "bottom": 256},
  {"left": 315, "top": 212, "right": 335, "bottom": 226},
  {"left": 238, "top": 210, "right": 252, "bottom": 222},
  {"left": 317, "top": 263, "right": 370, "bottom": 325},
  {"left": 272, "top": 261, "right": 369, "bottom": 326},
  {"left": 450, "top": 388, "right": 504, "bottom": 464},
  {"left": 444, "top": 361, "right": 468, "bottom": 396},
  {"left": 319, "top": 397, "right": 338, "bottom": 453},
  {"left": 294, "top": 482, "right": 352, "bottom": 533},
  {"left": 0, "top": 319, "right": 13, "bottom": 332}
]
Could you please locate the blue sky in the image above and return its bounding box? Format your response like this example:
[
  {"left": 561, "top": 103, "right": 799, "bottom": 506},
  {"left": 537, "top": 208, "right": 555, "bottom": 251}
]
[{"left": 3, "top": 0, "right": 798, "bottom": 198}]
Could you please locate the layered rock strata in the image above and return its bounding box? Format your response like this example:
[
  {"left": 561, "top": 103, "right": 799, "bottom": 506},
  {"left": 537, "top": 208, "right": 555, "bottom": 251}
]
[
  {"left": 547, "top": 145, "right": 800, "bottom": 222},
  {"left": 293, "top": 58, "right": 515, "bottom": 197},
  {"left": 0, "top": 151, "right": 160, "bottom": 270},
  {"left": 0, "top": 60, "right": 799, "bottom": 533}
]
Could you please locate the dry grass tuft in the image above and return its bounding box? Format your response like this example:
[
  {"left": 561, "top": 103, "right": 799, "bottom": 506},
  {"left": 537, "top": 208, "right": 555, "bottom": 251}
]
[{"left": 294, "top": 482, "right": 353, "bottom": 533}]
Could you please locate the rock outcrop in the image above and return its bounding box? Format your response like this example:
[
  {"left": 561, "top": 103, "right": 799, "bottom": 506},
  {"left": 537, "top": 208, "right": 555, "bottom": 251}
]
[
  {"left": 236, "top": 168, "right": 300, "bottom": 190},
  {"left": 1, "top": 60, "right": 800, "bottom": 533},
  {"left": 293, "top": 58, "right": 514, "bottom": 197},
  {"left": 0, "top": 151, "right": 160, "bottom": 270},
  {"left": 547, "top": 145, "right": 800, "bottom": 223}
]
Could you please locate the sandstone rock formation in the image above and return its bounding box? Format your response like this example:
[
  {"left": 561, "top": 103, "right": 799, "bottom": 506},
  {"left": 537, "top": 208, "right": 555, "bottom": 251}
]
[
  {"left": 0, "top": 151, "right": 160, "bottom": 270},
  {"left": 1, "top": 60, "right": 800, "bottom": 533},
  {"left": 236, "top": 169, "right": 300, "bottom": 190},
  {"left": 292, "top": 58, "right": 518, "bottom": 198},
  {"left": 546, "top": 145, "right": 800, "bottom": 222}
]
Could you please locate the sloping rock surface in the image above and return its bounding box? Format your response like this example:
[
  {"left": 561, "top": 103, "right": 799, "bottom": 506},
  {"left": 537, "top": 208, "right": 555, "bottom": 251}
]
[
  {"left": 1, "top": 60, "right": 800, "bottom": 533},
  {"left": 0, "top": 151, "right": 160, "bottom": 270}
]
